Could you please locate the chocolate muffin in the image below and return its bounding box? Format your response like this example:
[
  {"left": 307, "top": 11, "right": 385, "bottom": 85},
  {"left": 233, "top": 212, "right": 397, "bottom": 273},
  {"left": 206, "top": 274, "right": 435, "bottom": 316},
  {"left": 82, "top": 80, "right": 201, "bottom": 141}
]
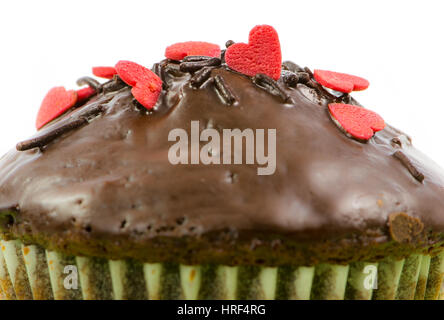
[{"left": 0, "top": 25, "right": 443, "bottom": 300}]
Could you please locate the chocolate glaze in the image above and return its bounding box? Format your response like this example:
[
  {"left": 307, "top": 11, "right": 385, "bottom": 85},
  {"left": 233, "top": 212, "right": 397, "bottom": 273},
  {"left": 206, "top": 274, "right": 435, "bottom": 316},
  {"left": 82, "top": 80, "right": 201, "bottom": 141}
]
[{"left": 1, "top": 64, "right": 444, "bottom": 265}]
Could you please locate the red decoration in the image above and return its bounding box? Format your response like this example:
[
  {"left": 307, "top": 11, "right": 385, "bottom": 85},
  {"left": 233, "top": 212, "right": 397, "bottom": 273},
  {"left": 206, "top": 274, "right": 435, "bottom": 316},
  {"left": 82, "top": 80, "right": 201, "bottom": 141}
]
[
  {"left": 314, "top": 70, "right": 369, "bottom": 93},
  {"left": 225, "top": 25, "right": 282, "bottom": 80},
  {"left": 115, "top": 60, "right": 162, "bottom": 110},
  {"left": 92, "top": 66, "right": 117, "bottom": 79},
  {"left": 36, "top": 87, "right": 78, "bottom": 129},
  {"left": 76, "top": 87, "right": 96, "bottom": 102},
  {"left": 328, "top": 103, "right": 385, "bottom": 141},
  {"left": 165, "top": 41, "right": 221, "bottom": 61}
]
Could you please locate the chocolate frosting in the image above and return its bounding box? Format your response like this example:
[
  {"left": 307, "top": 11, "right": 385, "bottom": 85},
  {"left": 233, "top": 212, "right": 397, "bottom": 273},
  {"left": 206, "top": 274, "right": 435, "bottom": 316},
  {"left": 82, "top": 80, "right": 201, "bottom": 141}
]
[{"left": 1, "top": 64, "right": 444, "bottom": 265}]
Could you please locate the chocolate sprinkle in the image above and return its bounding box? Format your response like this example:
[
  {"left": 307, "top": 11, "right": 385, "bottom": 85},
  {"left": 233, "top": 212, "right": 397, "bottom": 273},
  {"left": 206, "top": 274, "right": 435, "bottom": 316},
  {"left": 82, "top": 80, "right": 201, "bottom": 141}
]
[
  {"left": 190, "top": 67, "right": 213, "bottom": 89},
  {"left": 282, "top": 71, "right": 299, "bottom": 88},
  {"left": 152, "top": 62, "right": 169, "bottom": 90},
  {"left": 102, "top": 75, "right": 127, "bottom": 93},
  {"left": 164, "top": 64, "right": 184, "bottom": 77},
  {"left": 166, "top": 59, "right": 181, "bottom": 64},
  {"left": 183, "top": 56, "right": 215, "bottom": 62},
  {"left": 180, "top": 58, "right": 221, "bottom": 73},
  {"left": 77, "top": 77, "right": 102, "bottom": 92},
  {"left": 77, "top": 104, "right": 106, "bottom": 120},
  {"left": 282, "top": 61, "right": 305, "bottom": 73},
  {"left": 393, "top": 151, "right": 425, "bottom": 183},
  {"left": 297, "top": 72, "right": 311, "bottom": 85},
  {"left": 339, "top": 93, "right": 352, "bottom": 104},
  {"left": 304, "top": 66, "right": 314, "bottom": 79},
  {"left": 252, "top": 73, "right": 292, "bottom": 103},
  {"left": 305, "top": 80, "right": 318, "bottom": 90},
  {"left": 220, "top": 49, "right": 226, "bottom": 64},
  {"left": 225, "top": 40, "right": 235, "bottom": 48},
  {"left": 283, "top": 65, "right": 342, "bottom": 103},
  {"left": 17, "top": 118, "right": 88, "bottom": 151},
  {"left": 152, "top": 62, "right": 161, "bottom": 75},
  {"left": 300, "top": 68, "right": 338, "bottom": 101},
  {"left": 213, "top": 75, "right": 237, "bottom": 106}
]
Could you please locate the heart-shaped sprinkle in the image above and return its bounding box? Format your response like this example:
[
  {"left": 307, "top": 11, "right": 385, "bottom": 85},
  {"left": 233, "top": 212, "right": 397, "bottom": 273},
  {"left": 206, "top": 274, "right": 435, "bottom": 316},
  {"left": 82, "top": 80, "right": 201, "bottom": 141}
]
[
  {"left": 76, "top": 87, "right": 96, "bottom": 102},
  {"left": 92, "top": 66, "right": 117, "bottom": 79},
  {"left": 36, "top": 87, "right": 78, "bottom": 129},
  {"left": 314, "top": 70, "right": 369, "bottom": 93},
  {"left": 115, "top": 60, "right": 162, "bottom": 110},
  {"left": 165, "top": 41, "right": 221, "bottom": 61},
  {"left": 225, "top": 25, "right": 282, "bottom": 80},
  {"left": 328, "top": 103, "right": 385, "bottom": 141}
]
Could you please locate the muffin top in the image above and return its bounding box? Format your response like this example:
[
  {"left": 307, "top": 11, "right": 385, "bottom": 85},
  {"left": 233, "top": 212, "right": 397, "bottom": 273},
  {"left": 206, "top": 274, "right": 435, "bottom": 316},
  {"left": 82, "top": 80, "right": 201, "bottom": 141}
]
[{"left": 1, "top": 26, "right": 444, "bottom": 266}]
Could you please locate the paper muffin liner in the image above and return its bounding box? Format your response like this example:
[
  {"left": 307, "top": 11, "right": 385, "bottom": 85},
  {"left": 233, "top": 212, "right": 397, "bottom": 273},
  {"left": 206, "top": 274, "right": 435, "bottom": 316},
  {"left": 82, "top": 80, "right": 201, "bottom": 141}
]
[{"left": 0, "top": 239, "right": 443, "bottom": 300}]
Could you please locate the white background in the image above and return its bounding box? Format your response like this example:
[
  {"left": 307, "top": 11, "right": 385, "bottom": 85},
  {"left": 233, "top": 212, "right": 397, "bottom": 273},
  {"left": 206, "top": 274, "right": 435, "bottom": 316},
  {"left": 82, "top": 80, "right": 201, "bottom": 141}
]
[{"left": 0, "top": 0, "right": 443, "bottom": 165}]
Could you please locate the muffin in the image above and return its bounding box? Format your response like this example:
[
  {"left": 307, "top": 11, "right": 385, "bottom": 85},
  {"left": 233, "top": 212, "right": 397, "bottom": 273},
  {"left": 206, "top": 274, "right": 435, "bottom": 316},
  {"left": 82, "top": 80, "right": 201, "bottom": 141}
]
[{"left": 0, "top": 25, "right": 443, "bottom": 300}]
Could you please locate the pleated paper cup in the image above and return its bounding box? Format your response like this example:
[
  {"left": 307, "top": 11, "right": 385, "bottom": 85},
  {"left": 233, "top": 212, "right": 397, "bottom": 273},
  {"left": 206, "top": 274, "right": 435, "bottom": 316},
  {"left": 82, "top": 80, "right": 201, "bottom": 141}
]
[{"left": 0, "top": 239, "right": 443, "bottom": 300}]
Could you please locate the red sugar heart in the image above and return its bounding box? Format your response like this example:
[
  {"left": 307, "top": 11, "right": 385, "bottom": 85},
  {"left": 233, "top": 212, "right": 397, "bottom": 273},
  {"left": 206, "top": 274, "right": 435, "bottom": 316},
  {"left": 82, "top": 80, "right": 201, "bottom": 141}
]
[
  {"left": 76, "top": 87, "right": 96, "bottom": 102},
  {"left": 92, "top": 66, "right": 117, "bottom": 79},
  {"left": 314, "top": 70, "right": 369, "bottom": 93},
  {"left": 165, "top": 41, "right": 221, "bottom": 61},
  {"left": 225, "top": 25, "right": 282, "bottom": 80},
  {"left": 115, "top": 60, "right": 162, "bottom": 110},
  {"left": 36, "top": 87, "right": 78, "bottom": 129},
  {"left": 328, "top": 103, "right": 385, "bottom": 141}
]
